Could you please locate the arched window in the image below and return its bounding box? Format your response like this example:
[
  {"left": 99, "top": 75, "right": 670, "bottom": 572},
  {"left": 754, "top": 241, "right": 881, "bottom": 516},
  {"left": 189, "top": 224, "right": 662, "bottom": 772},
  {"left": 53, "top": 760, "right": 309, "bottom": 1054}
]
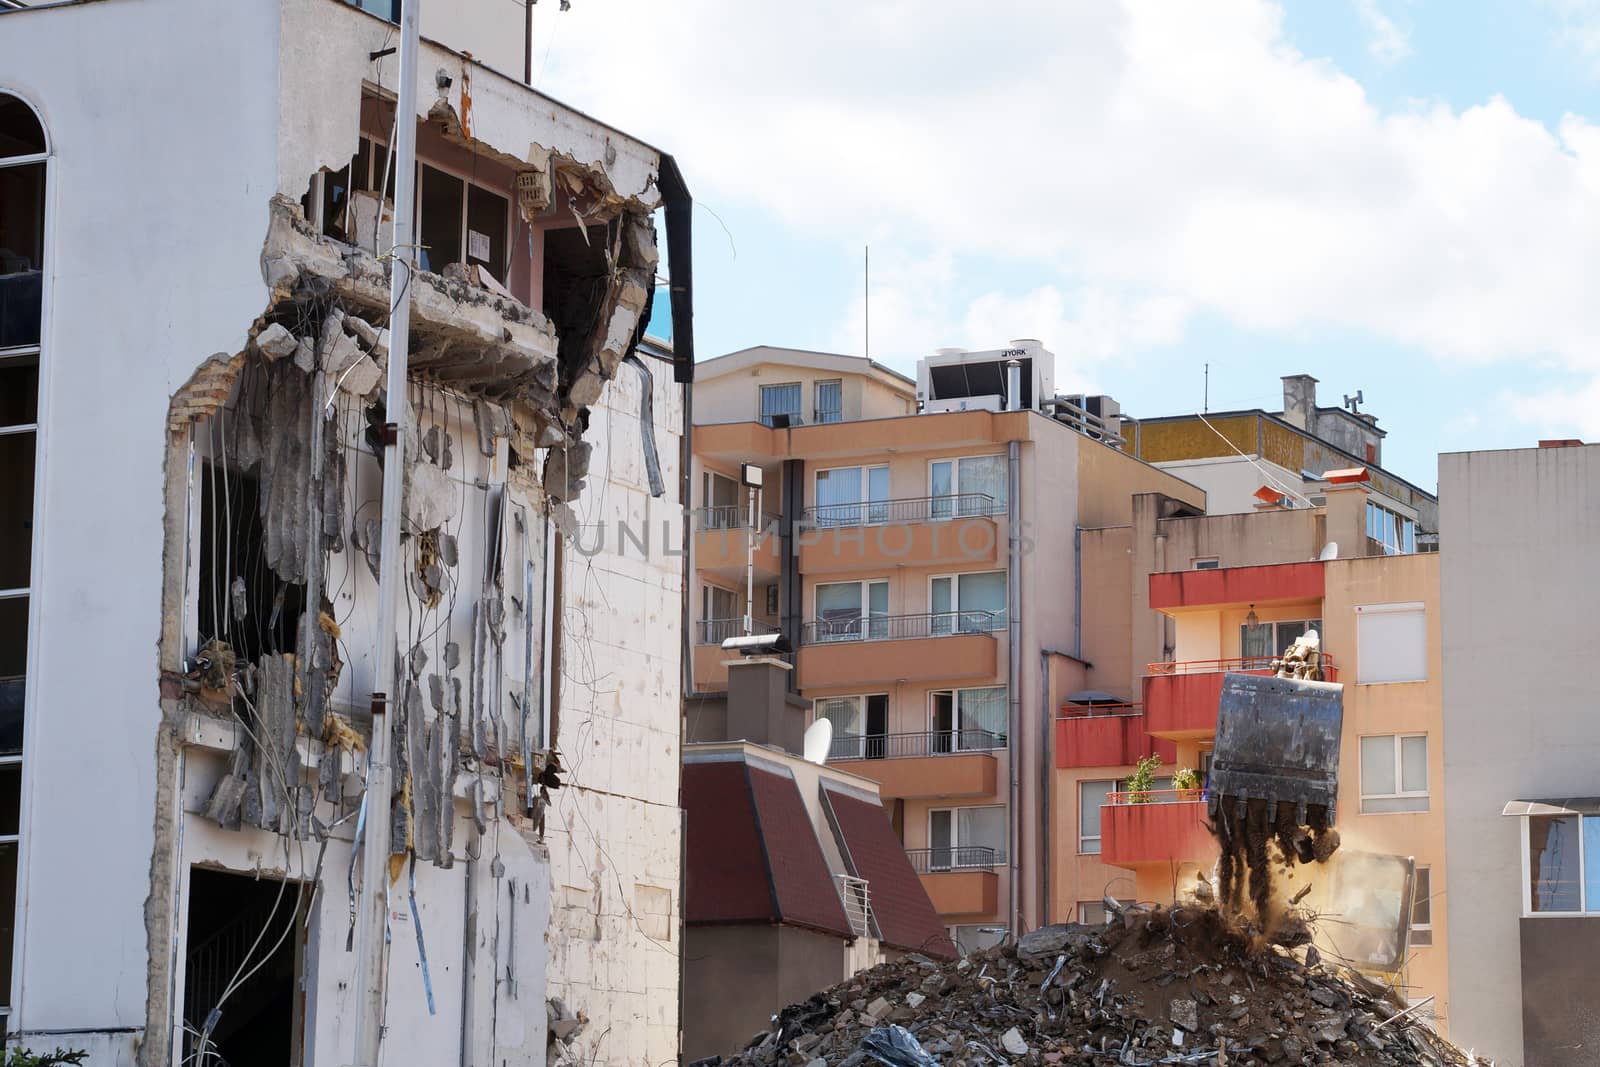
[{"left": 0, "top": 89, "right": 46, "bottom": 1031}]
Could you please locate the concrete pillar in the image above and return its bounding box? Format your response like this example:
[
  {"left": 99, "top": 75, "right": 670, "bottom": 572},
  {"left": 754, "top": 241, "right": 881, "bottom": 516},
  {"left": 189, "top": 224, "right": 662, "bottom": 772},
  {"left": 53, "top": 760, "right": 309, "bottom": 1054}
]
[{"left": 725, "top": 657, "right": 807, "bottom": 754}]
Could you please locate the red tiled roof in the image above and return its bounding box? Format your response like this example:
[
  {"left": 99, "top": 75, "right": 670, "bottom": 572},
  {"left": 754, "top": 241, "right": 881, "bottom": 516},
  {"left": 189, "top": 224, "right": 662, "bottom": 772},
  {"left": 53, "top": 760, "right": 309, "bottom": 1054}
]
[
  {"left": 821, "top": 786, "right": 956, "bottom": 957},
  {"left": 683, "top": 760, "right": 853, "bottom": 939},
  {"left": 683, "top": 760, "right": 776, "bottom": 925},
  {"left": 747, "top": 767, "right": 853, "bottom": 938}
]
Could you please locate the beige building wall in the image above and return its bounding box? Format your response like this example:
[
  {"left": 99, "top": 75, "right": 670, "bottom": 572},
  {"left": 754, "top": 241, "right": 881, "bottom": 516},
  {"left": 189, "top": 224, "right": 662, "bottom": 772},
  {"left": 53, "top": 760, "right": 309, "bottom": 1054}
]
[
  {"left": 693, "top": 347, "right": 915, "bottom": 426},
  {"left": 1323, "top": 552, "right": 1448, "bottom": 1025},
  {"left": 547, "top": 359, "right": 684, "bottom": 1067}
]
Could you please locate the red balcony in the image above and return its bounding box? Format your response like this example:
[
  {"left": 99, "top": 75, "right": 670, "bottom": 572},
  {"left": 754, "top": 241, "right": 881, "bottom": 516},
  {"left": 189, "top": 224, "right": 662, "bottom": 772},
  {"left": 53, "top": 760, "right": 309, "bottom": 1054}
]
[
  {"left": 1054, "top": 704, "right": 1174, "bottom": 769},
  {"left": 1149, "top": 561, "right": 1325, "bottom": 611},
  {"left": 1100, "top": 790, "right": 1217, "bottom": 867},
  {"left": 1142, "top": 657, "right": 1337, "bottom": 741}
]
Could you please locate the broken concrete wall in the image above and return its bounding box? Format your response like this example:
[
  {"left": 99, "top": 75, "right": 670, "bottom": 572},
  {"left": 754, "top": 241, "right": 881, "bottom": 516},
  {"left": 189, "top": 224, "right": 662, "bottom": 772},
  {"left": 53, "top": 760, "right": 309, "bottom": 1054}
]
[{"left": 545, "top": 348, "right": 685, "bottom": 1067}]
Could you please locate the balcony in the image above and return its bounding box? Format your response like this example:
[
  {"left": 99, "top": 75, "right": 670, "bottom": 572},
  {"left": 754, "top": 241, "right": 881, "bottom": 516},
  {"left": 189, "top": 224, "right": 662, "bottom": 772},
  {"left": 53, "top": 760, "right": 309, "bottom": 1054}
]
[
  {"left": 691, "top": 618, "right": 781, "bottom": 691},
  {"left": 694, "top": 506, "right": 781, "bottom": 581},
  {"left": 1099, "top": 790, "right": 1216, "bottom": 867},
  {"left": 1141, "top": 656, "right": 1338, "bottom": 740},
  {"left": 830, "top": 731, "right": 1000, "bottom": 800},
  {"left": 1054, "top": 704, "right": 1173, "bottom": 769},
  {"left": 796, "top": 612, "right": 1000, "bottom": 688},
  {"left": 906, "top": 847, "right": 1000, "bottom": 918},
  {"left": 798, "top": 494, "right": 1003, "bottom": 573}
]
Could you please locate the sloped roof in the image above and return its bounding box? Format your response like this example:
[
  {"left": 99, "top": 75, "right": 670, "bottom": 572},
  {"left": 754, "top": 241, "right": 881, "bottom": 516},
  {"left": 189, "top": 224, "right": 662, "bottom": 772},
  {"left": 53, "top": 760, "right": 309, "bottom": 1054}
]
[
  {"left": 821, "top": 786, "right": 956, "bottom": 957},
  {"left": 683, "top": 760, "right": 853, "bottom": 939}
]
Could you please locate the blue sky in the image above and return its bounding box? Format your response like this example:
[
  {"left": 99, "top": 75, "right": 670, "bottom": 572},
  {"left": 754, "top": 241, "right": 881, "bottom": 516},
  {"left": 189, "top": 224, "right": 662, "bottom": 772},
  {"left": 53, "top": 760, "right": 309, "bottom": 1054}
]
[{"left": 537, "top": 1, "right": 1600, "bottom": 492}]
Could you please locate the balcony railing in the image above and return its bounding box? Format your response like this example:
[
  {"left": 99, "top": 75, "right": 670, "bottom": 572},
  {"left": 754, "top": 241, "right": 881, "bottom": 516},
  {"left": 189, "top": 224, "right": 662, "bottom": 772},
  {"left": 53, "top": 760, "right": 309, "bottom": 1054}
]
[
  {"left": 695, "top": 617, "right": 779, "bottom": 645},
  {"left": 836, "top": 874, "right": 872, "bottom": 937},
  {"left": 1106, "top": 788, "right": 1208, "bottom": 806},
  {"left": 1056, "top": 701, "right": 1142, "bottom": 719},
  {"left": 801, "top": 610, "right": 1001, "bottom": 644},
  {"left": 830, "top": 729, "right": 1004, "bottom": 761},
  {"left": 800, "top": 493, "right": 1001, "bottom": 529},
  {"left": 905, "top": 846, "right": 998, "bottom": 873},
  {"left": 694, "top": 505, "right": 779, "bottom": 532},
  {"left": 1145, "top": 654, "right": 1338, "bottom": 682}
]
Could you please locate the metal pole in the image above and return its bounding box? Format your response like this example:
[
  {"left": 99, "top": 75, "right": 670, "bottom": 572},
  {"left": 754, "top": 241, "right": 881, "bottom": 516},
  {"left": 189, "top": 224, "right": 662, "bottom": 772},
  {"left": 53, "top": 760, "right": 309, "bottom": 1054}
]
[
  {"left": 744, "top": 484, "right": 758, "bottom": 635},
  {"left": 354, "top": 0, "right": 420, "bottom": 1061}
]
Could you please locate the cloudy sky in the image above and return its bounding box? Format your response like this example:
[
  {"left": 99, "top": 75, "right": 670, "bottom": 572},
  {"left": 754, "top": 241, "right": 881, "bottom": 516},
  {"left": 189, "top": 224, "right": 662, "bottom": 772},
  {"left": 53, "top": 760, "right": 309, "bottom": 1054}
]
[{"left": 533, "top": 0, "right": 1600, "bottom": 490}]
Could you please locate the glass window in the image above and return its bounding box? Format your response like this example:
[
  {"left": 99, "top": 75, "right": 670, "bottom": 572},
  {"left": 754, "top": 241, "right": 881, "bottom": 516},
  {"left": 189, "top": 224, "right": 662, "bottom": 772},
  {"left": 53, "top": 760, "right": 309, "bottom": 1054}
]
[
  {"left": 932, "top": 571, "right": 1006, "bottom": 633},
  {"left": 931, "top": 455, "right": 1007, "bottom": 518},
  {"left": 1530, "top": 815, "right": 1582, "bottom": 913},
  {"left": 759, "top": 383, "right": 802, "bottom": 426},
  {"left": 418, "top": 164, "right": 464, "bottom": 274},
  {"left": 1192, "top": 557, "right": 1220, "bottom": 570},
  {"left": 930, "top": 806, "right": 1005, "bottom": 869},
  {"left": 814, "top": 465, "right": 888, "bottom": 527},
  {"left": 955, "top": 687, "right": 1006, "bottom": 747},
  {"left": 817, "top": 697, "right": 863, "bottom": 757},
  {"left": 0, "top": 432, "right": 35, "bottom": 589},
  {"left": 1079, "top": 779, "right": 1115, "bottom": 854},
  {"left": 814, "top": 380, "right": 842, "bottom": 423},
  {"left": 0, "top": 97, "right": 46, "bottom": 159},
  {"left": 1410, "top": 867, "right": 1433, "bottom": 946},
  {"left": 0, "top": 160, "right": 45, "bottom": 349},
  {"left": 813, "top": 580, "right": 887, "bottom": 641},
  {"left": 1359, "top": 734, "right": 1428, "bottom": 813},
  {"left": 466, "top": 183, "right": 509, "bottom": 277}
]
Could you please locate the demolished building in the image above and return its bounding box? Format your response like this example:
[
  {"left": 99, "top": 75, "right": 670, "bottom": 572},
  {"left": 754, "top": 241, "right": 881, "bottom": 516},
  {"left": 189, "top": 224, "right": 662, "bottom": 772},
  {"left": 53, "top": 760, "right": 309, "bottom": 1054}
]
[{"left": 0, "top": 0, "right": 689, "bottom": 1063}]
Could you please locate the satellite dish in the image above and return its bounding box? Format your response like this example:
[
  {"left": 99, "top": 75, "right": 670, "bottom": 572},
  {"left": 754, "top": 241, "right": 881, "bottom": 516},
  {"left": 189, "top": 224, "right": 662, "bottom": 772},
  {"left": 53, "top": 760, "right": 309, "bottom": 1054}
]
[
  {"left": 1318, "top": 542, "right": 1338, "bottom": 561},
  {"left": 803, "top": 718, "right": 833, "bottom": 766}
]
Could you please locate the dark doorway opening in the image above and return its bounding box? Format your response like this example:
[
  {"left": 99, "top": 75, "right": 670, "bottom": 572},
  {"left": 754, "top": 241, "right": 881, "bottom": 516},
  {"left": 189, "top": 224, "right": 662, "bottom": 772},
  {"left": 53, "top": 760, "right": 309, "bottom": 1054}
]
[
  {"left": 183, "top": 867, "right": 306, "bottom": 1067},
  {"left": 197, "top": 462, "right": 305, "bottom": 667}
]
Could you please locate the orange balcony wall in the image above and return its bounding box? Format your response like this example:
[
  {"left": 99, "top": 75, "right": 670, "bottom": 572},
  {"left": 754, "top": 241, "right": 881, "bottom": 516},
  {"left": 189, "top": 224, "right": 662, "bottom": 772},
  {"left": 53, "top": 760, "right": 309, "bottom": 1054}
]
[
  {"left": 798, "top": 516, "right": 1001, "bottom": 574},
  {"left": 696, "top": 524, "right": 780, "bottom": 581},
  {"left": 840, "top": 752, "right": 998, "bottom": 800},
  {"left": 1100, "top": 797, "right": 1216, "bottom": 867},
  {"left": 918, "top": 870, "right": 999, "bottom": 918},
  {"left": 1149, "top": 560, "right": 1325, "bottom": 611},
  {"left": 797, "top": 633, "right": 997, "bottom": 689},
  {"left": 1055, "top": 706, "right": 1176, "bottom": 769}
]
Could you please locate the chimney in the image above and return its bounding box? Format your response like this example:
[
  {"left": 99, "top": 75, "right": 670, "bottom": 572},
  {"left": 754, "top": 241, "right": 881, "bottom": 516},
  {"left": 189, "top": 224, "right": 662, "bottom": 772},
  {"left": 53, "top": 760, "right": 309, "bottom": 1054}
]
[
  {"left": 1006, "top": 359, "right": 1023, "bottom": 412},
  {"left": 724, "top": 657, "right": 807, "bottom": 755},
  {"left": 1281, "top": 374, "right": 1318, "bottom": 431},
  {"left": 1321, "top": 467, "right": 1370, "bottom": 559}
]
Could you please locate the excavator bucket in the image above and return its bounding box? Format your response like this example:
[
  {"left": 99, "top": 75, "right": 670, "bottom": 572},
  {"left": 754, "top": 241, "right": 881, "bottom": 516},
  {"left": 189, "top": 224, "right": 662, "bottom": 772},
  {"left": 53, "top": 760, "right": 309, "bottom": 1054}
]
[{"left": 1207, "top": 672, "right": 1345, "bottom": 821}]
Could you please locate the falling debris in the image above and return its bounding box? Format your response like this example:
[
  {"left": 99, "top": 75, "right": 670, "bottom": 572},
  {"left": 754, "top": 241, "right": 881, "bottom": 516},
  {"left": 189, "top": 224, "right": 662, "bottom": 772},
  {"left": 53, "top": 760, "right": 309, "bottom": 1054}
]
[{"left": 706, "top": 905, "right": 1487, "bottom": 1067}]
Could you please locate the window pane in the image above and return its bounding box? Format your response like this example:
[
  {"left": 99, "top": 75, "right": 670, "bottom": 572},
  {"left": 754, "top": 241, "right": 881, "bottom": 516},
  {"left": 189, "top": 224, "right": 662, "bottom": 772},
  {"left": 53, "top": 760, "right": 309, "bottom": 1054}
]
[
  {"left": 0, "top": 161, "right": 45, "bottom": 349},
  {"left": 931, "top": 577, "right": 952, "bottom": 625},
  {"left": 958, "top": 455, "right": 1007, "bottom": 512},
  {"left": 930, "top": 461, "right": 953, "bottom": 520},
  {"left": 418, "top": 164, "right": 463, "bottom": 274},
  {"left": 0, "top": 358, "right": 38, "bottom": 427},
  {"left": 958, "top": 571, "right": 1006, "bottom": 630},
  {"left": 1530, "top": 815, "right": 1582, "bottom": 912},
  {"left": 815, "top": 467, "right": 862, "bottom": 526},
  {"left": 0, "top": 763, "right": 16, "bottom": 836},
  {"left": 466, "top": 184, "right": 509, "bottom": 277},
  {"left": 0, "top": 841, "right": 14, "bottom": 1002},
  {"left": 955, "top": 687, "right": 1006, "bottom": 745},
  {"left": 1240, "top": 623, "right": 1272, "bottom": 660},
  {"left": 0, "top": 96, "right": 46, "bottom": 158},
  {"left": 0, "top": 432, "right": 33, "bottom": 592},
  {"left": 816, "top": 583, "right": 862, "bottom": 639},
  {"left": 815, "top": 380, "right": 842, "bottom": 423},
  {"left": 709, "top": 586, "right": 737, "bottom": 620},
  {"left": 1361, "top": 735, "right": 1396, "bottom": 796},
  {"left": 1400, "top": 735, "right": 1428, "bottom": 793},
  {"left": 929, "top": 810, "right": 952, "bottom": 853},
  {"left": 817, "top": 697, "right": 862, "bottom": 746},
  {"left": 1276, "top": 620, "right": 1308, "bottom": 649},
  {"left": 760, "top": 383, "right": 801, "bottom": 425},
  {"left": 868, "top": 582, "right": 889, "bottom": 638},
  {"left": 1411, "top": 867, "right": 1431, "bottom": 927},
  {"left": 867, "top": 466, "right": 889, "bottom": 503},
  {"left": 1079, "top": 780, "right": 1112, "bottom": 850},
  {"left": 957, "top": 807, "right": 1006, "bottom": 860},
  {"left": 1586, "top": 817, "right": 1600, "bottom": 914},
  {"left": 0, "top": 594, "right": 19, "bottom": 755}
]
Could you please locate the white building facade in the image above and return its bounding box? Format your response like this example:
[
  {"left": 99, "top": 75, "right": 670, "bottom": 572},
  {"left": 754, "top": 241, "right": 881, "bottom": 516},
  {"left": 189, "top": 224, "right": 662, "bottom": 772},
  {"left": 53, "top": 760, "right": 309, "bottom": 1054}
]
[{"left": 0, "top": 1, "right": 689, "bottom": 1064}]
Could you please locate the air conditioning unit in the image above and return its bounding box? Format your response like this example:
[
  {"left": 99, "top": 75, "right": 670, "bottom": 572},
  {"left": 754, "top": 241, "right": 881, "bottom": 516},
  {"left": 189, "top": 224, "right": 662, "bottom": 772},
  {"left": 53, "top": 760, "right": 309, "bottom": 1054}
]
[{"left": 916, "top": 341, "right": 1055, "bottom": 414}]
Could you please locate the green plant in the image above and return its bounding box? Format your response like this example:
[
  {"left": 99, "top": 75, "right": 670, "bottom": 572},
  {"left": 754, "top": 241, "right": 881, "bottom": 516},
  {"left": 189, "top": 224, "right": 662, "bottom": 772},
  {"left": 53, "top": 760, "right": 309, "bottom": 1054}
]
[
  {"left": 6, "top": 1048, "right": 89, "bottom": 1067},
  {"left": 1124, "top": 754, "right": 1163, "bottom": 803},
  {"left": 1172, "top": 767, "right": 1201, "bottom": 792}
]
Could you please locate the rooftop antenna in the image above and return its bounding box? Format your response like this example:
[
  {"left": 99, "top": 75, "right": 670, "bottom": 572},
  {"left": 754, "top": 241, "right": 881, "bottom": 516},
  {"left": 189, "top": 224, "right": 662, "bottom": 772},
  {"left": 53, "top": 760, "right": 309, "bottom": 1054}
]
[
  {"left": 1343, "top": 390, "right": 1364, "bottom": 414},
  {"left": 864, "top": 245, "right": 870, "bottom": 360},
  {"left": 1204, "top": 362, "right": 1209, "bottom": 413}
]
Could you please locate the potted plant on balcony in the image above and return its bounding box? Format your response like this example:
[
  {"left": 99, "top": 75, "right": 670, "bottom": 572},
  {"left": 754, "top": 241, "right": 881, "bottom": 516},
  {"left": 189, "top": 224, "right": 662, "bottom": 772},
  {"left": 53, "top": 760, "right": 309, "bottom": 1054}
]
[
  {"left": 1124, "top": 754, "right": 1162, "bottom": 804},
  {"left": 1172, "top": 767, "right": 1202, "bottom": 801}
]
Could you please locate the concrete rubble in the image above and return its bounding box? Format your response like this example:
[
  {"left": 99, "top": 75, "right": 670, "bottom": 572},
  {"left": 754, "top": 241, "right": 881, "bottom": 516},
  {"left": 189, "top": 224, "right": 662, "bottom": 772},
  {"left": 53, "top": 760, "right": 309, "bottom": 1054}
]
[{"left": 700, "top": 904, "right": 1488, "bottom": 1067}]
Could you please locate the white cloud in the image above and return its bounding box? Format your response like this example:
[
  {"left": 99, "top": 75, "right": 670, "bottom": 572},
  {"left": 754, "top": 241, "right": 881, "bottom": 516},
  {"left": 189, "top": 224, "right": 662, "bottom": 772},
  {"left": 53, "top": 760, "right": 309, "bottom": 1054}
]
[
  {"left": 1546, "top": 0, "right": 1600, "bottom": 77},
  {"left": 1507, "top": 377, "right": 1600, "bottom": 439},
  {"left": 535, "top": 0, "right": 1600, "bottom": 391},
  {"left": 1352, "top": 0, "right": 1413, "bottom": 64}
]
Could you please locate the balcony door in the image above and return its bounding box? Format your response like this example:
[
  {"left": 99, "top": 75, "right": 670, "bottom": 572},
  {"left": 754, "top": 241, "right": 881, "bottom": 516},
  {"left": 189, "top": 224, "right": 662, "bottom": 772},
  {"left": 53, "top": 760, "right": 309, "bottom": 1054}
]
[
  {"left": 929, "top": 806, "right": 1006, "bottom": 871},
  {"left": 931, "top": 571, "right": 1006, "bottom": 634},
  {"left": 930, "top": 687, "right": 1006, "bottom": 752},
  {"left": 929, "top": 454, "right": 1007, "bottom": 519},
  {"left": 816, "top": 694, "right": 887, "bottom": 759},
  {"left": 814, "top": 464, "right": 889, "bottom": 527},
  {"left": 701, "top": 470, "right": 740, "bottom": 529},
  {"left": 814, "top": 580, "right": 888, "bottom": 641}
]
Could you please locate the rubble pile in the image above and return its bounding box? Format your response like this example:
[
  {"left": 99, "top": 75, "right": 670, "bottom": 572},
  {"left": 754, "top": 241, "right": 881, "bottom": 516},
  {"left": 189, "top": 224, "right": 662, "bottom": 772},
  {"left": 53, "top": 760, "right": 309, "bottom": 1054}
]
[{"left": 709, "top": 905, "right": 1483, "bottom": 1067}]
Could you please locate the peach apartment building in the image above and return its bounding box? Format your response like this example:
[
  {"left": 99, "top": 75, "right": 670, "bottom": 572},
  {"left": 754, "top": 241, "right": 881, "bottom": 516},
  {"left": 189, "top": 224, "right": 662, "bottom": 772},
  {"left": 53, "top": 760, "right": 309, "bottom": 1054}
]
[
  {"left": 685, "top": 343, "right": 1205, "bottom": 950},
  {"left": 1058, "top": 470, "right": 1449, "bottom": 1027}
]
